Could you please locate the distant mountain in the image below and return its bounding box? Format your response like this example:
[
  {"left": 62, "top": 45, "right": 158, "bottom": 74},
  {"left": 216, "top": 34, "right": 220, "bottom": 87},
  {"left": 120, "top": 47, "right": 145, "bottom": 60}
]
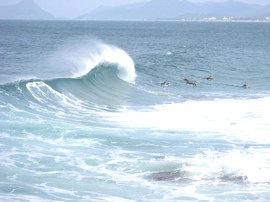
[
  {"left": 0, "top": 0, "right": 54, "bottom": 20},
  {"left": 78, "top": 0, "right": 270, "bottom": 20}
]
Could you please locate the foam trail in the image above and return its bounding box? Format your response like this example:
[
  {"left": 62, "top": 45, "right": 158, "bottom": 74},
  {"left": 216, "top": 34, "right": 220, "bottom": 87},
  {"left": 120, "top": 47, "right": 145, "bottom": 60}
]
[{"left": 26, "top": 81, "right": 82, "bottom": 109}]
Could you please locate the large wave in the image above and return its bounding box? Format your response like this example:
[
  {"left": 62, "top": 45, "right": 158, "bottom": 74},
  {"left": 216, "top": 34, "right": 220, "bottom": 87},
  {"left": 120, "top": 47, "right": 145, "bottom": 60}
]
[
  {"left": 0, "top": 42, "right": 138, "bottom": 112},
  {"left": 71, "top": 43, "right": 137, "bottom": 84},
  {"left": 50, "top": 41, "right": 137, "bottom": 84}
]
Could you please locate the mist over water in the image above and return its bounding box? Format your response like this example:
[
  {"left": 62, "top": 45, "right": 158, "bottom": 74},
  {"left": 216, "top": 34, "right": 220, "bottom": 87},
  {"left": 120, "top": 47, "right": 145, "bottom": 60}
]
[{"left": 0, "top": 20, "right": 270, "bottom": 201}]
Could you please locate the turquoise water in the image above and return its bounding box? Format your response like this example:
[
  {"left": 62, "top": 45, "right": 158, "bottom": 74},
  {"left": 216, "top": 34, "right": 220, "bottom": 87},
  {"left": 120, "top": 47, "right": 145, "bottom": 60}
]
[{"left": 0, "top": 20, "right": 270, "bottom": 201}]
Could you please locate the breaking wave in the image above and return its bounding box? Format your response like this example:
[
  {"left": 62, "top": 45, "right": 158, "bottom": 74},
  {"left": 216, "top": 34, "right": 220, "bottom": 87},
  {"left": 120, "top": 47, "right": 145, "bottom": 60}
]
[{"left": 0, "top": 43, "right": 137, "bottom": 110}]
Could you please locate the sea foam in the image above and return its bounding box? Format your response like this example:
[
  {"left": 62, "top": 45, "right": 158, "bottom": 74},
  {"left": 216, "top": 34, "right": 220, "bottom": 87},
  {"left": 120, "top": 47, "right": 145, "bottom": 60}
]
[{"left": 105, "top": 97, "right": 270, "bottom": 143}]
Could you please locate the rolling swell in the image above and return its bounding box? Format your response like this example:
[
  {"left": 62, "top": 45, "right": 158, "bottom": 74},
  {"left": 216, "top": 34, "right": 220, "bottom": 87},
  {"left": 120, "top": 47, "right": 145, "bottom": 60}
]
[
  {"left": 47, "top": 62, "right": 135, "bottom": 107},
  {"left": 0, "top": 44, "right": 138, "bottom": 116}
]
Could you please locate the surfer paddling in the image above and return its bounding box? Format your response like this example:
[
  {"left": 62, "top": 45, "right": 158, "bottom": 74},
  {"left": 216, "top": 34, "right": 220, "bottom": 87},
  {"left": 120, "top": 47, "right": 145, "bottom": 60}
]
[
  {"left": 203, "top": 75, "right": 214, "bottom": 81},
  {"left": 160, "top": 81, "right": 169, "bottom": 87},
  {"left": 242, "top": 82, "right": 248, "bottom": 89},
  {"left": 183, "top": 78, "right": 199, "bottom": 86}
]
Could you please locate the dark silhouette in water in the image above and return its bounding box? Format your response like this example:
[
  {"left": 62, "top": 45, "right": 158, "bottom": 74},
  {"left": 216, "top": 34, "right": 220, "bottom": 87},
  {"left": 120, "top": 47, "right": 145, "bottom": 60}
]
[
  {"left": 183, "top": 78, "right": 199, "bottom": 86},
  {"left": 146, "top": 171, "right": 248, "bottom": 184},
  {"left": 203, "top": 75, "right": 214, "bottom": 80},
  {"left": 160, "top": 81, "right": 169, "bottom": 87},
  {"left": 242, "top": 82, "right": 248, "bottom": 88},
  {"left": 148, "top": 171, "right": 179, "bottom": 181},
  {"left": 146, "top": 171, "right": 187, "bottom": 182}
]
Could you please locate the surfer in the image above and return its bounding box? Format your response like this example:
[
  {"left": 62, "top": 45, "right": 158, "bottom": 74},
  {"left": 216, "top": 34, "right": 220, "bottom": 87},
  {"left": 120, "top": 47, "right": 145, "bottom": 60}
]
[
  {"left": 160, "top": 81, "right": 169, "bottom": 87},
  {"left": 183, "top": 78, "right": 199, "bottom": 86},
  {"left": 203, "top": 75, "right": 214, "bottom": 80},
  {"left": 242, "top": 82, "right": 248, "bottom": 88}
]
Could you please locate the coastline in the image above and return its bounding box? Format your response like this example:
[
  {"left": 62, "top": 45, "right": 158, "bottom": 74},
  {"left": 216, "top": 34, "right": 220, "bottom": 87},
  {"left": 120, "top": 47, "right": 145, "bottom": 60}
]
[
  {"left": 168, "top": 19, "right": 270, "bottom": 23},
  {"left": 1, "top": 18, "right": 270, "bottom": 23}
]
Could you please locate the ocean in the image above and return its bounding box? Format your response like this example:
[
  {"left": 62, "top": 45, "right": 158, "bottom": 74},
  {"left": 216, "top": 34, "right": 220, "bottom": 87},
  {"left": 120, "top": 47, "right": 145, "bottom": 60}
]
[{"left": 0, "top": 20, "right": 270, "bottom": 201}]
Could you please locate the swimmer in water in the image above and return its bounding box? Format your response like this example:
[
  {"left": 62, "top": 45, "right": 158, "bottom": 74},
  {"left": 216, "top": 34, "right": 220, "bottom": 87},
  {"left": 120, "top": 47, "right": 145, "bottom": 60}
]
[
  {"left": 183, "top": 78, "right": 199, "bottom": 86},
  {"left": 242, "top": 82, "right": 248, "bottom": 88},
  {"left": 204, "top": 75, "right": 214, "bottom": 80},
  {"left": 160, "top": 81, "right": 169, "bottom": 87}
]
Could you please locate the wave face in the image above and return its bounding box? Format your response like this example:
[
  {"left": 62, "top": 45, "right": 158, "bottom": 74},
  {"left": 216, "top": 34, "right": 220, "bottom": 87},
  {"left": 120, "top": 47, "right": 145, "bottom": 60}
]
[
  {"left": 68, "top": 42, "right": 137, "bottom": 83},
  {"left": 1, "top": 21, "right": 270, "bottom": 202},
  {"left": 0, "top": 42, "right": 138, "bottom": 109}
]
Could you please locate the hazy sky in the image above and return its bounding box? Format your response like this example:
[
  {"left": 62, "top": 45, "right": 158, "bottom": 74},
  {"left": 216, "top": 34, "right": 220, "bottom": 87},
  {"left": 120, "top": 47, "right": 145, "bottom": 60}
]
[{"left": 0, "top": 0, "right": 269, "bottom": 18}]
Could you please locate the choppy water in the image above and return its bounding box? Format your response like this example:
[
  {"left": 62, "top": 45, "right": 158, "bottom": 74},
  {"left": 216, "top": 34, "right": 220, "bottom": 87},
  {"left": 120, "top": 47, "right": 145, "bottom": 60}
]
[{"left": 0, "top": 20, "right": 270, "bottom": 201}]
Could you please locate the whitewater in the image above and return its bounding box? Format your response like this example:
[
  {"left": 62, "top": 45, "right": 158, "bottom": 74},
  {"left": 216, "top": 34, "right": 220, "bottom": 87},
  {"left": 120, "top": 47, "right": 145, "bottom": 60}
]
[{"left": 0, "top": 21, "right": 270, "bottom": 201}]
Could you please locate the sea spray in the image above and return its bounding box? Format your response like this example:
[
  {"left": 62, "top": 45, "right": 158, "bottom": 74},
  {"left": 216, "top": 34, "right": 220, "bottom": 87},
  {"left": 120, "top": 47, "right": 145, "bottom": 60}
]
[
  {"left": 50, "top": 40, "right": 136, "bottom": 84},
  {"left": 83, "top": 43, "right": 136, "bottom": 84}
]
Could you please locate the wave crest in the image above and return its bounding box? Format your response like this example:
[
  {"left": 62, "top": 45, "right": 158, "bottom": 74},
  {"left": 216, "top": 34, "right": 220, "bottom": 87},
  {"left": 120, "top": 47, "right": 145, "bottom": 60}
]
[{"left": 71, "top": 43, "right": 136, "bottom": 84}]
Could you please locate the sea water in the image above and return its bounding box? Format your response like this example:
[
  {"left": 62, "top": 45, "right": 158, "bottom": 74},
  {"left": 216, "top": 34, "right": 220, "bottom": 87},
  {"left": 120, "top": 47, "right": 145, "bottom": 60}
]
[{"left": 0, "top": 20, "right": 270, "bottom": 201}]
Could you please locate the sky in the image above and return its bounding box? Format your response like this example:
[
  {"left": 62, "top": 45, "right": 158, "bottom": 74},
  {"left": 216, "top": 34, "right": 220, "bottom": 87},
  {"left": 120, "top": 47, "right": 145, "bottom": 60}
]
[{"left": 0, "top": 0, "right": 269, "bottom": 18}]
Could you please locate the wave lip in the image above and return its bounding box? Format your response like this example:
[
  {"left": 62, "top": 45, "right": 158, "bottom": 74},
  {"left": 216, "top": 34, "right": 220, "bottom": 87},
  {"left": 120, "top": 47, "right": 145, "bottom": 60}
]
[{"left": 73, "top": 43, "right": 137, "bottom": 84}]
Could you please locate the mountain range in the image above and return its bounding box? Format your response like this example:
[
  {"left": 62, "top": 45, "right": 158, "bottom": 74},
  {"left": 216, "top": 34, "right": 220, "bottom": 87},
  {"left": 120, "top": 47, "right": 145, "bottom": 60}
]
[
  {"left": 0, "top": 0, "right": 269, "bottom": 20},
  {"left": 78, "top": 0, "right": 270, "bottom": 20},
  {"left": 0, "top": 0, "right": 54, "bottom": 20}
]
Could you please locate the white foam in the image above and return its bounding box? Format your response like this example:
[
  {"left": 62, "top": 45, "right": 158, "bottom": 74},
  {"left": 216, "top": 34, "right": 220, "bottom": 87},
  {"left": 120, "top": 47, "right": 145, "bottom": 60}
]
[
  {"left": 26, "top": 81, "right": 82, "bottom": 109},
  {"left": 166, "top": 51, "right": 172, "bottom": 55},
  {"left": 105, "top": 97, "right": 270, "bottom": 143},
  {"left": 72, "top": 42, "right": 136, "bottom": 84},
  {"left": 182, "top": 149, "right": 270, "bottom": 184}
]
